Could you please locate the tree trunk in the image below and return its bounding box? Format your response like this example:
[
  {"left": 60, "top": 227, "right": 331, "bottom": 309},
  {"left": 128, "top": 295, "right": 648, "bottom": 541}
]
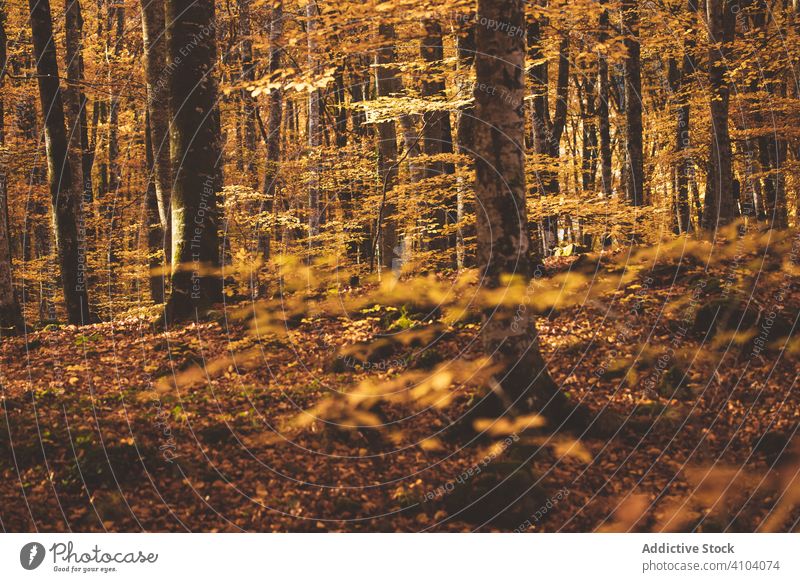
[
  {"left": 528, "top": 19, "right": 569, "bottom": 255},
  {"left": 455, "top": 14, "right": 476, "bottom": 270},
  {"left": 103, "top": 1, "right": 123, "bottom": 272},
  {"left": 165, "top": 0, "right": 223, "bottom": 321},
  {"left": 622, "top": 0, "right": 645, "bottom": 206},
  {"left": 420, "top": 19, "right": 456, "bottom": 257},
  {"left": 106, "top": 2, "right": 123, "bottom": 196},
  {"left": 140, "top": 0, "right": 172, "bottom": 254},
  {"left": 64, "top": 0, "right": 92, "bottom": 208},
  {"left": 597, "top": 4, "right": 613, "bottom": 198},
  {"left": 144, "top": 110, "right": 165, "bottom": 304},
  {"left": 474, "top": 0, "right": 569, "bottom": 418},
  {"left": 260, "top": 1, "right": 283, "bottom": 262},
  {"left": 29, "top": 0, "right": 91, "bottom": 325},
  {"left": 752, "top": 1, "right": 788, "bottom": 228},
  {"left": 374, "top": 23, "right": 400, "bottom": 269},
  {"left": 703, "top": 0, "right": 737, "bottom": 230},
  {"left": 306, "top": 1, "right": 321, "bottom": 242},
  {"left": 332, "top": 64, "right": 348, "bottom": 149},
  {"left": 239, "top": 0, "right": 258, "bottom": 188},
  {"left": 0, "top": 7, "right": 23, "bottom": 334},
  {"left": 669, "top": 0, "right": 697, "bottom": 233},
  {"left": 348, "top": 54, "right": 369, "bottom": 139},
  {"left": 579, "top": 73, "right": 598, "bottom": 192}
]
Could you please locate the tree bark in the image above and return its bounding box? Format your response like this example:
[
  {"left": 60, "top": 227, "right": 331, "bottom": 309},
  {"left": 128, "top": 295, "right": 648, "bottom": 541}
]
[
  {"left": 622, "top": 0, "right": 645, "bottom": 206},
  {"left": 752, "top": 1, "right": 788, "bottom": 228},
  {"left": 703, "top": 0, "right": 737, "bottom": 230},
  {"left": 140, "top": 0, "right": 172, "bottom": 253},
  {"left": 455, "top": 14, "right": 476, "bottom": 269},
  {"left": 579, "top": 73, "right": 598, "bottom": 192},
  {"left": 474, "top": 0, "right": 568, "bottom": 418},
  {"left": 668, "top": 0, "right": 697, "bottom": 233},
  {"left": 260, "top": 1, "right": 283, "bottom": 262},
  {"left": 106, "top": 1, "right": 123, "bottom": 196},
  {"left": 144, "top": 110, "right": 165, "bottom": 304},
  {"left": 238, "top": 0, "right": 258, "bottom": 188},
  {"left": 374, "top": 22, "right": 400, "bottom": 269},
  {"left": 306, "top": 1, "right": 321, "bottom": 242},
  {"left": 29, "top": 0, "right": 91, "bottom": 325},
  {"left": 165, "top": 0, "right": 223, "bottom": 321},
  {"left": 420, "top": 19, "right": 456, "bottom": 256},
  {"left": 597, "top": 3, "right": 613, "bottom": 197},
  {"left": 64, "top": 0, "right": 92, "bottom": 207},
  {"left": 0, "top": 6, "right": 23, "bottom": 334},
  {"left": 528, "top": 18, "right": 569, "bottom": 254}
]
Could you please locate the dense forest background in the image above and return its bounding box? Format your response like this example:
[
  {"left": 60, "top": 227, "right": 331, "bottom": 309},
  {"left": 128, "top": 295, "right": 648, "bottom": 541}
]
[{"left": 0, "top": 0, "right": 798, "bottom": 532}]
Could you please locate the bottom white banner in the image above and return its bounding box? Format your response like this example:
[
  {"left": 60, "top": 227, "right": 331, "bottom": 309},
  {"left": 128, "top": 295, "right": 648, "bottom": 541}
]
[{"left": 0, "top": 533, "right": 797, "bottom": 581}]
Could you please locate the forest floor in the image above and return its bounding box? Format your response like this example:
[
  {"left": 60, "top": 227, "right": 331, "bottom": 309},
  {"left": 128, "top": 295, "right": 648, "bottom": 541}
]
[{"left": 1, "top": 237, "right": 799, "bottom": 532}]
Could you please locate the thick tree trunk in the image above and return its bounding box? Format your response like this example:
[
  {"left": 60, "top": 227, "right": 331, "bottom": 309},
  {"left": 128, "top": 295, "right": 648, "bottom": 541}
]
[
  {"left": 622, "top": 0, "right": 645, "bottom": 206},
  {"left": 374, "top": 23, "right": 400, "bottom": 269},
  {"left": 474, "top": 0, "right": 569, "bottom": 418},
  {"left": 0, "top": 7, "right": 23, "bottom": 334},
  {"left": 29, "top": 0, "right": 91, "bottom": 325},
  {"left": 703, "top": 0, "right": 737, "bottom": 230},
  {"left": 140, "top": 0, "right": 172, "bottom": 254},
  {"left": 165, "top": 0, "right": 223, "bottom": 321}
]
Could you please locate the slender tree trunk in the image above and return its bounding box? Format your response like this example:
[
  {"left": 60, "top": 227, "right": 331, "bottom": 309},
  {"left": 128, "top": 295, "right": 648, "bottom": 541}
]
[
  {"left": 474, "top": 0, "right": 571, "bottom": 418},
  {"left": 455, "top": 14, "right": 476, "bottom": 270},
  {"left": 0, "top": 6, "right": 23, "bottom": 333},
  {"left": 528, "top": 19, "right": 569, "bottom": 254},
  {"left": 374, "top": 23, "right": 400, "bottom": 269},
  {"left": 106, "top": 2, "right": 123, "bottom": 196},
  {"left": 703, "top": 0, "right": 737, "bottom": 230},
  {"left": 306, "top": 1, "right": 321, "bottom": 242},
  {"left": 141, "top": 0, "right": 172, "bottom": 256},
  {"left": 260, "top": 1, "right": 283, "bottom": 262},
  {"left": 420, "top": 19, "right": 456, "bottom": 257},
  {"left": 622, "top": 0, "right": 645, "bottom": 206},
  {"left": 239, "top": 0, "right": 258, "bottom": 188},
  {"left": 103, "top": 1, "right": 123, "bottom": 273},
  {"left": 579, "top": 73, "right": 598, "bottom": 192},
  {"left": 752, "top": 1, "right": 788, "bottom": 228},
  {"left": 597, "top": 4, "right": 613, "bottom": 198},
  {"left": 668, "top": 0, "right": 697, "bottom": 233},
  {"left": 144, "top": 110, "right": 164, "bottom": 303},
  {"left": 165, "top": 0, "right": 223, "bottom": 321},
  {"left": 79, "top": 91, "right": 92, "bottom": 204},
  {"left": 64, "top": 0, "right": 92, "bottom": 208},
  {"left": 332, "top": 64, "right": 348, "bottom": 148}
]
